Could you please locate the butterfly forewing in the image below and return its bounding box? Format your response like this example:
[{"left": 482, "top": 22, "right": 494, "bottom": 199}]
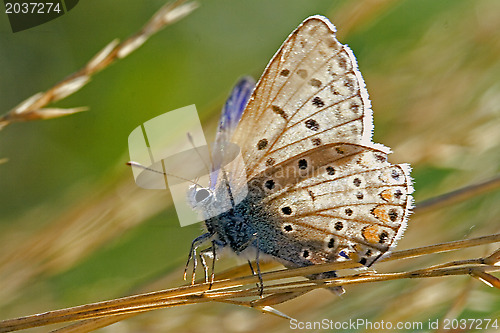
[{"left": 231, "top": 16, "right": 379, "bottom": 181}]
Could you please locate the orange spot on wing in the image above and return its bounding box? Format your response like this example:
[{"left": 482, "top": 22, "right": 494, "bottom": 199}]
[
  {"left": 362, "top": 225, "right": 382, "bottom": 244},
  {"left": 380, "top": 189, "right": 394, "bottom": 201},
  {"left": 371, "top": 205, "right": 390, "bottom": 223}
]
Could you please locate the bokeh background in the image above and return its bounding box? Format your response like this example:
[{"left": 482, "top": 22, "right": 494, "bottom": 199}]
[{"left": 1, "top": 0, "right": 499, "bottom": 332}]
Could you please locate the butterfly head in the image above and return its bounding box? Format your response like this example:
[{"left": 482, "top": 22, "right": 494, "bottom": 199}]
[{"left": 187, "top": 183, "right": 215, "bottom": 210}]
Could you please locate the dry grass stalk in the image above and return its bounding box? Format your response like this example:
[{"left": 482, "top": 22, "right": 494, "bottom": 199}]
[
  {"left": 414, "top": 175, "right": 500, "bottom": 215},
  {"left": 0, "top": 0, "right": 198, "bottom": 131},
  {"left": 0, "top": 232, "right": 498, "bottom": 332}
]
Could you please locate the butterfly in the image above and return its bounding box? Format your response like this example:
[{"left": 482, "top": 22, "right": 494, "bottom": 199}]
[{"left": 185, "top": 15, "right": 414, "bottom": 294}]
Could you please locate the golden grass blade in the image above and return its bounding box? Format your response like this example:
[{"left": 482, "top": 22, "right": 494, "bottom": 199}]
[
  {"left": 0, "top": 0, "right": 198, "bottom": 130},
  {"left": 1, "top": 233, "right": 498, "bottom": 332}
]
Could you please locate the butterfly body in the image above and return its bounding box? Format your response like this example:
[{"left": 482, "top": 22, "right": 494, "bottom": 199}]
[{"left": 187, "top": 15, "right": 413, "bottom": 289}]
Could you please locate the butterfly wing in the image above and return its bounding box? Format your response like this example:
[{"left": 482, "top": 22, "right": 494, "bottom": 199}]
[
  {"left": 226, "top": 16, "right": 413, "bottom": 268},
  {"left": 212, "top": 76, "right": 255, "bottom": 169},
  {"left": 210, "top": 77, "right": 255, "bottom": 189},
  {"left": 231, "top": 16, "right": 386, "bottom": 179},
  {"left": 218, "top": 77, "right": 256, "bottom": 139},
  {"left": 248, "top": 146, "right": 413, "bottom": 267}
]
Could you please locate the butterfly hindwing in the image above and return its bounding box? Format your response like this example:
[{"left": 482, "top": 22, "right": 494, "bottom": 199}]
[{"left": 246, "top": 144, "right": 412, "bottom": 267}]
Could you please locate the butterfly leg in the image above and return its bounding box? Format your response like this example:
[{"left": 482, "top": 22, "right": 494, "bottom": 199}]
[
  {"left": 184, "top": 232, "right": 212, "bottom": 285},
  {"left": 246, "top": 260, "right": 264, "bottom": 297},
  {"left": 244, "top": 234, "right": 264, "bottom": 296},
  {"left": 199, "top": 249, "right": 210, "bottom": 284},
  {"left": 198, "top": 240, "right": 223, "bottom": 289},
  {"left": 254, "top": 243, "right": 264, "bottom": 297},
  {"left": 210, "top": 240, "right": 217, "bottom": 289}
]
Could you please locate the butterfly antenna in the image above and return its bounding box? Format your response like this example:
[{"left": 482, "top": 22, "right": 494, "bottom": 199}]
[
  {"left": 127, "top": 161, "right": 201, "bottom": 187},
  {"left": 186, "top": 132, "right": 213, "bottom": 176}
]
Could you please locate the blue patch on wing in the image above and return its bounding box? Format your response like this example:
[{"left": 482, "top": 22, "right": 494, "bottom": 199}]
[
  {"left": 219, "top": 76, "right": 255, "bottom": 138},
  {"left": 210, "top": 77, "right": 255, "bottom": 187}
]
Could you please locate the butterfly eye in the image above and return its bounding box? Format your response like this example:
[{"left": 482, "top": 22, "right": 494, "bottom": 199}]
[{"left": 195, "top": 188, "right": 210, "bottom": 203}]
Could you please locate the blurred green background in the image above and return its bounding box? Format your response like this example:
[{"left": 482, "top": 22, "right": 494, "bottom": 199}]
[{"left": 1, "top": 0, "right": 499, "bottom": 332}]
